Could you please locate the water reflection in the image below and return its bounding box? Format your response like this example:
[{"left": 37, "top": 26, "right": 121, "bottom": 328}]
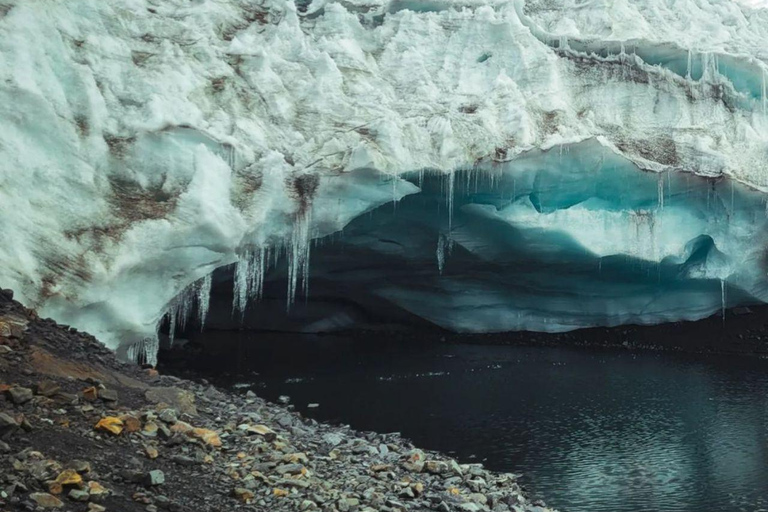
[{"left": 178, "top": 334, "right": 768, "bottom": 512}]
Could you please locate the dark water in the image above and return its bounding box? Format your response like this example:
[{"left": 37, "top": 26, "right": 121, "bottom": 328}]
[{"left": 174, "top": 333, "right": 768, "bottom": 512}]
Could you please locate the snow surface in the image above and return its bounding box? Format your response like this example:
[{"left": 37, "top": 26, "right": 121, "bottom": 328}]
[{"left": 1, "top": 0, "right": 768, "bottom": 356}]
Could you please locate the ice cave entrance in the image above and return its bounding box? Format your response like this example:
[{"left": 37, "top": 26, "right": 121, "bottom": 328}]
[{"left": 171, "top": 141, "right": 768, "bottom": 338}]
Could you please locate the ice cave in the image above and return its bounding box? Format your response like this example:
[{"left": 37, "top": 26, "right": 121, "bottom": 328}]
[
  {"left": 4, "top": 1, "right": 768, "bottom": 512},
  {"left": 179, "top": 139, "right": 768, "bottom": 338}
]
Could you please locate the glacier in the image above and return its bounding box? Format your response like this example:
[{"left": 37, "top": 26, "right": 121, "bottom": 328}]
[{"left": 1, "top": 0, "right": 768, "bottom": 359}]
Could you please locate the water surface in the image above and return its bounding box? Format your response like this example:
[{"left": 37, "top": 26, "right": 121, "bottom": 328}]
[{"left": 176, "top": 334, "right": 768, "bottom": 512}]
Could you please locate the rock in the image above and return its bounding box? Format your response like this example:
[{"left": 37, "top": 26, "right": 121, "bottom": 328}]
[
  {"left": 158, "top": 408, "right": 178, "bottom": 424},
  {"left": 275, "top": 463, "right": 304, "bottom": 475},
  {"left": 322, "top": 433, "right": 344, "bottom": 447},
  {"left": 68, "top": 489, "right": 90, "bottom": 502},
  {"left": 145, "top": 387, "right": 197, "bottom": 416},
  {"left": 233, "top": 488, "right": 255, "bottom": 502},
  {"left": 87, "top": 504, "right": 106, "bottom": 512},
  {"left": 98, "top": 388, "right": 118, "bottom": 402},
  {"left": 54, "top": 469, "right": 83, "bottom": 487},
  {"left": 120, "top": 414, "right": 141, "bottom": 433},
  {"left": 94, "top": 417, "right": 123, "bottom": 435},
  {"left": 0, "top": 411, "right": 18, "bottom": 432},
  {"left": 145, "top": 445, "right": 159, "bottom": 459},
  {"left": 35, "top": 381, "right": 61, "bottom": 397},
  {"left": 239, "top": 424, "right": 276, "bottom": 441},
  {"left": 87, "top": 481, "right": 110, "bottom": 499},
  {"left": 458, "top": 503, "right": 483, "bottom": 512},
  {"left": 468, "top": 493, "right": 488, "bottom": 505},
  {"left": 278, "top": 395, "right": 291, "bottom": 404},
  {"left": 307, "top": 403, "right": 319, "bottom": 408},
  {"left": 425, "top": 460, "right": 449, "bottom": 475},
  {"left": 30, "top": 492, "right": 64, "bottom": 509},
  {"left": 7, "top": 386, "right": 33, "bottom": 404},
  {"left": 67, "top": 460, "right": 91, "bottom": 473},
  {"left": 0, "top": 345, "right": 12, "bottom": 354},
  {"left": 283, "top": 452, "right": 309, "bottom": 464},
  {"left": 145, "top": 470, "right": 165, "bottom": 486},
  {"left": 82, "top": 387, "right": 99, "bottom": 401}
]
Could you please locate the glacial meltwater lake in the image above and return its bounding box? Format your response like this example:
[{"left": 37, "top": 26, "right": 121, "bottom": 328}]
[{"left": 176, "top": 333, "right": 768, "bottom": 512}]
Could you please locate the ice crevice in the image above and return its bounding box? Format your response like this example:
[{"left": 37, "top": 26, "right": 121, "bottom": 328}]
[{"left": 1, "top": 0, "right": 768, "bottom": 356}]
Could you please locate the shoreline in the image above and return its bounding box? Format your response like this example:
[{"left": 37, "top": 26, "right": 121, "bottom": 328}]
[{"left": 0, "top": 289, "right": 556, "bottom": 512}]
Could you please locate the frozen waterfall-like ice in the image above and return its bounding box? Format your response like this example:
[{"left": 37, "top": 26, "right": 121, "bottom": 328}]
[{"left": 1, "top": 0, "right": 768, "bottom": 355}]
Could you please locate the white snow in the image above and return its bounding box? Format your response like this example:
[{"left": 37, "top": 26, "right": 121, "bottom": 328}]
[{"left": 1, "top": 0, "right": 768, "bottom": 353}]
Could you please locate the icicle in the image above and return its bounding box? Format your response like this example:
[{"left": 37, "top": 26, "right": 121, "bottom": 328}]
[
  {"left": 436, "top": 234, "right": 447, "bottom": 274},
  {"left": 287, "top": 211, "right": 312, "bottom": 310},
  {"left": 127, "top": 336, "right": 159, "bottom": 366},
  {"left": 762, "top": 68, "right": 767, "bottom": 115},
  {"left": 198, "top": 273, "right": 212, "bottom": 330},
  {"left": 246, "top": 246, "right": 266, "bottom": 302},
  {"left": 447, "top": 170, "right": 455, "bottom": 232},
  {"left": 657, "top": 173, "right": 664, "bottom": 211},
  {"left": 232, "top": 256, "right": 250, "bottom": 319},
  {"left": 720, "top": 279, "right": 727, "bottom": 325},
  {"left": 686, "top": 48, "right": 692, "bottom": 80}
]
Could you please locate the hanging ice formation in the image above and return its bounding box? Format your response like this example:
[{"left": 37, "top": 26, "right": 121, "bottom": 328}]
[
  {"left": 232, "top": 247, "right": 268, "bottom": 320},
  {"left": 162, "top": 274, "right": 214, "bottom": 347}
]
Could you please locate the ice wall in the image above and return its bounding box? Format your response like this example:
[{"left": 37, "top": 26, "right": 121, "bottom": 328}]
[
  {"left": 202, "top": 140, "right": 768, "bottom": 334},
  {"left": 1, "top": 0, "right": 768, "bottom": 353}
]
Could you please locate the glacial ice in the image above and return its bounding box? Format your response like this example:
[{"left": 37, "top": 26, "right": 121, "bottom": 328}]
[
  {"left": 1, "top": 0, "right": 768, "bottom": 353},
  {"left": 201, "top": 140, "right": 768, "bottom": 333}
]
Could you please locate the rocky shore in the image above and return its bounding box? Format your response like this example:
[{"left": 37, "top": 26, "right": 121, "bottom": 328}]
[{"left": 0, "top": 289, "right": 556, "bottom": 512}]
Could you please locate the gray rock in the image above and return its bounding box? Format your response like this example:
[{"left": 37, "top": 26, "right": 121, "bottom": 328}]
[
  {"left": 98, "top": 389, "right": 118, "bottom": 402},
  {"left": 0, "top": 412, "right": 17, "bottom": 429},
  {"left": 158, "top": 409, "right": 178, "bottom": 424},
  {"left": 7, "top": 387, "right": 33, "bottom": 404},
  {"left": 275, "top": 463, "right": 304, "bottom": 475},
  {"left": 145, "top": 470, "right": 165, "bottom": 486},
  {"left": 323, "top": 433, "right": 344, "bottom": 447},
  {"left": 68, "top": 489, "right": 90, "bottom": 502}
]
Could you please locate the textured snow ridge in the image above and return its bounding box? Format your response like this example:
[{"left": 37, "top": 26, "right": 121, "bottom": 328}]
[{"left": 0, "top": 0, "right": 767, "bottom": 353}]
